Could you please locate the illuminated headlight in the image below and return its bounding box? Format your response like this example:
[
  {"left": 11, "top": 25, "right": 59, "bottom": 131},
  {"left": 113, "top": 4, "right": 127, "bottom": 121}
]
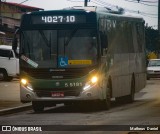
[
  {"left": 21, "top": 79, "right": 27, "bottom": 85},
  {"left": 20, "top": 78, "right": 33, "bottom": 91},
  {"left": 91, "top": 76, "right": 98, "bottom": 84},
  {"left": 83, "top": 76, "right": 98, "bottom": 91}
]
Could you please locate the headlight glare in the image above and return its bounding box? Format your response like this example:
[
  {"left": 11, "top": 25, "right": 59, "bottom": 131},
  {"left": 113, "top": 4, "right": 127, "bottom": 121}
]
[
  {"left": 91, "top": 76, "right": 98, "bottom": 84},
  {"left": 83, "top": 84, "right": 91, "bottom": 91},
  {"left": 83, "top": 76, "right": 98, "bottom": 91},
  {"left": 21, "top": 78, "right": 28, "bottom": 85},
  {"left": 26, "top": 83, "right": 33, "bottom": 91},
  {"left": 21, "top": 78, "right": 33, "bottom": 91}
]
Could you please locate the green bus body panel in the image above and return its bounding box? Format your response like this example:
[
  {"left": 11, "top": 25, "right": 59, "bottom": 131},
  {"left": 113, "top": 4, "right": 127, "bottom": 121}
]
[{"left": 21, "top": 71, "right": 88, "bottom": 89}]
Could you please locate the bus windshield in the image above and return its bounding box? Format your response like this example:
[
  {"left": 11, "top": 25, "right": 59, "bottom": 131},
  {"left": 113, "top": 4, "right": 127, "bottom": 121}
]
[{"left": 21, "top": 29, "right": 97, "bottom": 68}]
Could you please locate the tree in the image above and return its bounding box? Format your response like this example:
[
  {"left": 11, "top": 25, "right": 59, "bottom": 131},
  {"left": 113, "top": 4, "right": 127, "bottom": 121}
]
[{"left": 145, "top": 26, "right": 159, "bottom": 53}]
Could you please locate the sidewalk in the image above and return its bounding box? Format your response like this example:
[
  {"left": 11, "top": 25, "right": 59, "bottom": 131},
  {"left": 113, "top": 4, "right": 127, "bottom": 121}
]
[{"left": 0, "top": 79, "right": 31, "bottom": 115}]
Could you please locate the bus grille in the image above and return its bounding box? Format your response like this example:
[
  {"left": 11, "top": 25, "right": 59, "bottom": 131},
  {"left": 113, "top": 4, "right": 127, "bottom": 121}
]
[{"left": 22, "top": 68, "right": 92, "bottom": 79}]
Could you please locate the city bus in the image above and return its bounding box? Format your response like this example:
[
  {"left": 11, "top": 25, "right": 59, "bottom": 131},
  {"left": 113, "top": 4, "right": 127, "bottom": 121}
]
[{"left": 12, "top": 6, "right": 146, "bottom": 112}]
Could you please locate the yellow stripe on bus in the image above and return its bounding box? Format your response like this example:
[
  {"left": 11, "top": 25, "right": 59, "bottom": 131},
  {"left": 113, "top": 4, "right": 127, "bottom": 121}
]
[{"left": 68, "top": 60, "right": 92, "bottom": 65}]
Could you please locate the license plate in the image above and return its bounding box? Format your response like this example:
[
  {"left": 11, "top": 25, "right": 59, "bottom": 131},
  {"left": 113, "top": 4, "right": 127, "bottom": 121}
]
[{"left": 51, "top": 92, "right": 64, "bottom": 97}]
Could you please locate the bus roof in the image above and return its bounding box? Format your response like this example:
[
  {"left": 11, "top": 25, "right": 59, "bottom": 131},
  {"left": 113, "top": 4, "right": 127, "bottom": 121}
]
[{"left": 24, "top": 6, "right": 144, "bottom": 21}]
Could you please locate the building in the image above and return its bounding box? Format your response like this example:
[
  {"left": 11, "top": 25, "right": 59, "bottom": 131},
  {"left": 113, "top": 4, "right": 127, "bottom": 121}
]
[{"left": 0, "top": 1, "right": 43, "bottom": 45}]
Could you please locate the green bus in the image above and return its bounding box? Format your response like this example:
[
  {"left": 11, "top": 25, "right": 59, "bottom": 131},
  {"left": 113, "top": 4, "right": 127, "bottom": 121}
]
[{"left": 13, "top": 6, "right": 146, "bottom": 112}]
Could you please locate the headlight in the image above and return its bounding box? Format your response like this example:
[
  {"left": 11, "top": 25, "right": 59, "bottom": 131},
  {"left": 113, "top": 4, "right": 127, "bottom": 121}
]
[
  {"left": 83, "top": 76, "right": 98, "bottom": 91},
  {"left": 20, "top": 78, "right": 33, "bottom": 91},
  {"left": 21, "top": 79, "right": 28, "bottom": 85},
  {"left": 91, "top": 76, "right": 98, "bottom": 84}
]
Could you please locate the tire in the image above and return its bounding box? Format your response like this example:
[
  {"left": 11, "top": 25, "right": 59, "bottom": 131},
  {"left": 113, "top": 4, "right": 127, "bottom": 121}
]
[
  {"left": 0, "top": 70, "right": 8, "bottom": 81},
  {"left": 32, "top": 101, "right": 44, "bottom": 113},
  {"left": 103, "top": 79, "right": 112, "bottom": 110},
  {"left": 6, "top": 76, "right": 13, "bottom": 81},
  {"left": 104, "top": 88, "right": 111, "bottom": 110},
  {"left": 0, "top": 69, "right": 13, "bottom": 81},
  {"left": 126, "top": 77, "right": 135, "bottom": 103}
]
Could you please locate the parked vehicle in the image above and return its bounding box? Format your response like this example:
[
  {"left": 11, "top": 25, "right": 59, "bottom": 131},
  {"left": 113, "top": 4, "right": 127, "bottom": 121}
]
[
  {"left": 0, "top": 45, "right": 19, "bottom": 81},
  {"left": 147, "top": 59, "right": 160, "bottom": 80}
]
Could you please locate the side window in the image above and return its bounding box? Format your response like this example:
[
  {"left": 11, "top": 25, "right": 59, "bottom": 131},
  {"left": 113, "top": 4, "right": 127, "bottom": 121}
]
[
  {"left": 126, "top": 22, "right": 134, "bottom": 53},
  {"left": 0, "top": 49, "right": 13, "bottom": 58},
  {"left": 107, "top": 20, "right": 129, "bottom": 53},
  {"left": 132, "top": 23, "right": 144, "bottom": 53},
  {"left": 136, "top": 23, "right": 144, "bottom": 52},
  {"left": 9, "top": 51, "right": 14, "bottom": 58},
  {"left": 100, "top": 31, "right": 108, "bottom": 49},
  {"left": 99, "top": 19, "right": 108, "bottom": 54}
]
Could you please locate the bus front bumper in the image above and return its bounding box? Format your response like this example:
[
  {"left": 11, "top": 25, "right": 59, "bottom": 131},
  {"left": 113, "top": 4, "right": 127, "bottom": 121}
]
[{"left": 20, "top": 84, "right": 103, "bottom": 103}]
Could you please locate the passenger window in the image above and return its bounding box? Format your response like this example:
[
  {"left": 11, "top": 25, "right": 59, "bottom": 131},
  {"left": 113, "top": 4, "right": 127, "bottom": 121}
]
[
  {"left": 0, "top": 49, "right": 13, "bottom": 58},
  {"left": 9, "top": 51, "right": 14, "bottom": 58}
]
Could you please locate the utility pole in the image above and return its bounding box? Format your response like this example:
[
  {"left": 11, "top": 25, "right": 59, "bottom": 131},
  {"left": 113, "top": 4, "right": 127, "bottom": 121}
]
[
  {"left": 84, "top": 0, "right": 90, "bottom": 7},
  {"left": 84, "top": 0, "right": 88, "bottom": 6},
  {"left": 0, "top": 0, "right": 1, "bottom": 24},
  {"left": 158, "top": 0, "right": 160, "bottom": 36}
]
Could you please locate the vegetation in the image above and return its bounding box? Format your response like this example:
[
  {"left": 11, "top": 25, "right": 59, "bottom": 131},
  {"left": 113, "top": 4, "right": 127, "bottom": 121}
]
[{"left": 145, "top": 27, "right": 159, "bottom": 54}]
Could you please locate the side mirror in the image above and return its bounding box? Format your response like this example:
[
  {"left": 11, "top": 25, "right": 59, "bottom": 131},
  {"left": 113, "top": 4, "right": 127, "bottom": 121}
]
[
  {"left": 12, "top": 37, "right": 18, "bottom": 52},
  {"left": 101, "top": 55, "right": 106, "bottom": 64},
  {"left": 8, "top": 51, "right": 13, "bottom": 60},
  {"left": 12, "top": 29, "right": 19, "bottom": 58},
  {"left": 103, "top": 48, "right": 107, "bottom": 56}
]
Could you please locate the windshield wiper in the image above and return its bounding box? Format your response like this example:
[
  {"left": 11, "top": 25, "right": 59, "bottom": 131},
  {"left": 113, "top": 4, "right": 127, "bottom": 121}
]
[
  {"left": 21, "top": 32, "right": 31, "bottom": 58},
  {"left": 39, "top": 30, "right": 51, "bottom": 59},
  {"left": 64, "top": 28, "right": 78, "bottom": 46},
  {"left": 39, "top": 30, "right": 51, "bottom": 48}
]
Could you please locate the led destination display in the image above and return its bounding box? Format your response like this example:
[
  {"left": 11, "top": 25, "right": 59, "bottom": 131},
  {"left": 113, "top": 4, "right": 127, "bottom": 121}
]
[{"left": 31, "top": 15, "right": 86, "bottom": 24}]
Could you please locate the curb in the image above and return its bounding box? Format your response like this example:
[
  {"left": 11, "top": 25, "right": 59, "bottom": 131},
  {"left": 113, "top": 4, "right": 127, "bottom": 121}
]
[{"left": 0, "top": 104, "right": 32, "bottom": 116}]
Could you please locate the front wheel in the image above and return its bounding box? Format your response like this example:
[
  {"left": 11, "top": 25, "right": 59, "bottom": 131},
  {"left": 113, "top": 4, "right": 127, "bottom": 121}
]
[
  {"left": 103, "top": 79, "right": 112, "bottom": 110},
  {"left": 32, "top": 101, "right": 44, "bottom": 113},
  {"left": 104, "top": 88, "right": 111, "bottom": 110}
]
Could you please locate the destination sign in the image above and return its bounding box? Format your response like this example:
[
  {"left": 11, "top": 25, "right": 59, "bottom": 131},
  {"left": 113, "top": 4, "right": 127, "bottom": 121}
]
[{"left": 31, "top": 15, "right": 86, "bottom": 24}]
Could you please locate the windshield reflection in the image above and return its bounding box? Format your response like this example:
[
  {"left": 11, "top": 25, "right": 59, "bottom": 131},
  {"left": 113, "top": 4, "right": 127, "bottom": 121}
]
[
  {"left": 148, "top": 60, "right": 160, "bottom": 67},
  {"left": 21, "top": 29, "right": 97, "bottom": 68}
]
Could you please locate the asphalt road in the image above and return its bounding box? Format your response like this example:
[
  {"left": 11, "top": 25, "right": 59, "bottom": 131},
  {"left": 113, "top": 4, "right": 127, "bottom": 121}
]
[
  {"left": 0, "top": 79, "right": 22, "bottom": 109},
  {"left": 0, "top": 79, "right": 160, "bottom": 134}
]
